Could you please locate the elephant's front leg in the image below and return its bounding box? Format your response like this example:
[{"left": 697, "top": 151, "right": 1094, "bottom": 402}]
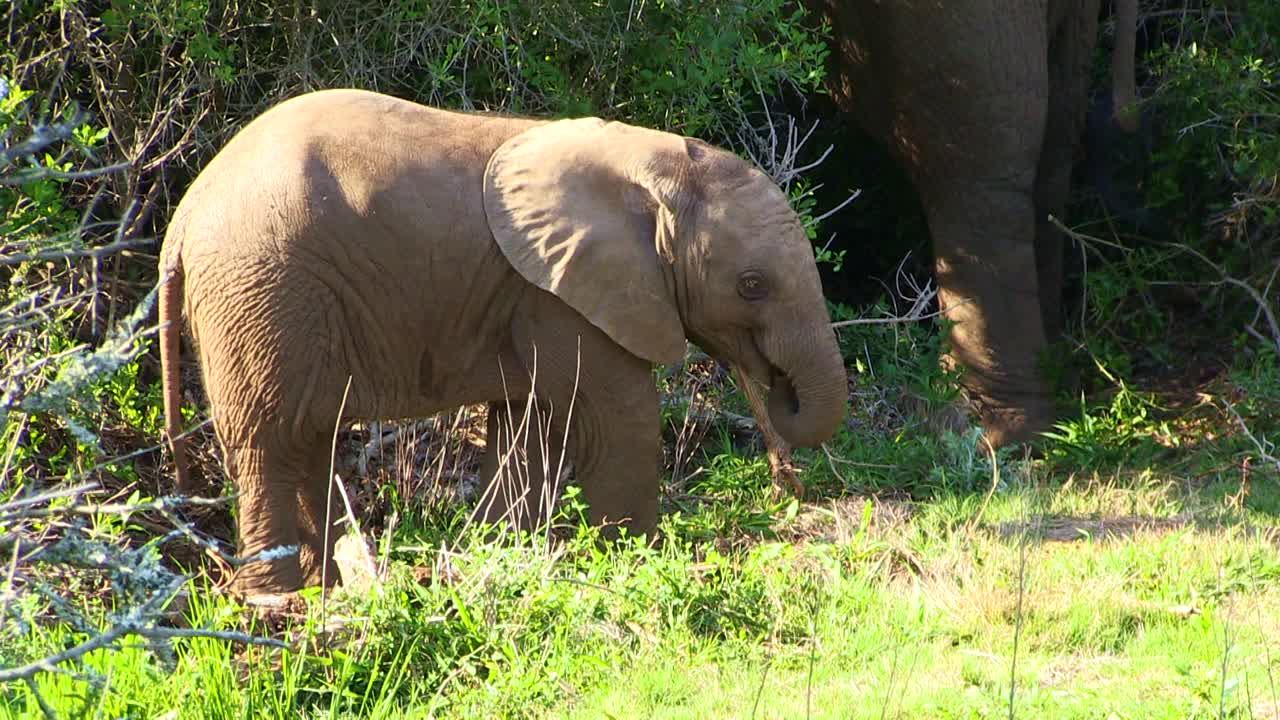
[
  {"left": 510, "top": 294, "right": 663, "bottom": 538},
  {"left": 544, "top": 345, "right": 660, "bottom": 537},
  {"left": 924, "top": 176, "right": 1054, "bottom": 448},
  {"left": 570, "top": 370, "right": 662, "bottom": 537}
]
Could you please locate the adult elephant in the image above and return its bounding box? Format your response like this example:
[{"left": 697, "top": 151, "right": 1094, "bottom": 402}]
[
  {"left": 158, "top": 89, "right": 847, "bottom": 594},
  {"left": 806, "top": 0, "right": 1139, "bottom": 446}
]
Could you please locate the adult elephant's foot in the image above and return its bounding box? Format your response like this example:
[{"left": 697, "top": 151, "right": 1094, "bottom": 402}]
[
  {"left": 970, "top": 396, "right": 1055, "bottom": 450},
  {"left": 235, "top": 590, "right": 311, "bottom": 634}
]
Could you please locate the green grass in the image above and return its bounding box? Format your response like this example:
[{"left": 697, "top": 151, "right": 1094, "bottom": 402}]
[
  {"left": 6, "top": 299, "right": 1279, "bottom": 718},
  {"left": 5, "top": 442, "right": 1278, "bottom": 719}
]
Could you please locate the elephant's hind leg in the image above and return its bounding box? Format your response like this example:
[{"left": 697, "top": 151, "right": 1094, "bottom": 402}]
[
  {"left": 294, "top": 439, "right": 343, "bottom": 587},
  {"left": 217, "top": 429, "right": 336, "bottom": 594},
  {"left": 222, "top": 442, "right": 306, "bottom": 593}
]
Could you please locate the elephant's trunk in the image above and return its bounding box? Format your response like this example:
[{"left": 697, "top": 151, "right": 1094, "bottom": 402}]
[{"left": 759, "top": 324, "right": 847, "bottom": 448}]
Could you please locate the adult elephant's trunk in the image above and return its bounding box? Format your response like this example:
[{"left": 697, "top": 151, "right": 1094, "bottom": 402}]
[{"left": 758, "top": 325, "right": 847, "bottom": 448}]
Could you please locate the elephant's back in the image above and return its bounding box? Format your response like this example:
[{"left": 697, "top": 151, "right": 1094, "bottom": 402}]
[{"left": 167, "top": 89, "right": 542, "bottom": 253}]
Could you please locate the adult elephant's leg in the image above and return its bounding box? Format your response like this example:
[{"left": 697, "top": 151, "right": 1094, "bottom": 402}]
[
  {"left": 475, "top": 397, "right": 566, "bottom": 533},
  {"left": 923, "top": 173, "right": 1054, "bottom": 447},
  {"left": 908, "top": 36, "right": 1055, "bottom": 447},
  {"left": 1035, "top": 3, "right": 1102, "bottom": 341}
]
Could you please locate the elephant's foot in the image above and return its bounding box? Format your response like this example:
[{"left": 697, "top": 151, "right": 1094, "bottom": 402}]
[
  {"left": 299, "top": 540, "right": 342, "bottom": 589},
  {"left": 971, "top": 398, "right": 1054, "bottom": 450}
]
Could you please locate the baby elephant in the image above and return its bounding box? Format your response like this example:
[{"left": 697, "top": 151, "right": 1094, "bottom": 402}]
[{"left": 159, "top": 89, "right": 846, "bottom": 594}]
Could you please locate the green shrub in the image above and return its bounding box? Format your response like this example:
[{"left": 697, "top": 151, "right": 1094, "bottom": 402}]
[{"left": 1076, "top": 1, "right": 1279, "bottom": 346}]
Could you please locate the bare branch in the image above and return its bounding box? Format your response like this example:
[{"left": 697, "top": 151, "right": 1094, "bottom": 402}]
[
  {"left": 0, "top": 237, "right": 152, "bottom": 266},
  {"left": 832, "top": 269, "right": 943, "bottom": 330},
  {"left": 1222, "top": 400, "right": 1280, "bottom": 474},
  {"left": 0, "top": 162, "right": 131, "bottom": 186}
]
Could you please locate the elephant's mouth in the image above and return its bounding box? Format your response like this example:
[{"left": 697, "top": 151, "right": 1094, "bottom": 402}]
[
  {"left": 770, "top": 365, "right": 801, "bottom": 415},
  {"left": 744, "top": 336, "right": 797, "bottom": 410}
]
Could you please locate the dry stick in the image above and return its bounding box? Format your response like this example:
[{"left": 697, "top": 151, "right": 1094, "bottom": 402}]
[
  {"left": 823, "top": 448, "right": 898, "bottom": 471},
  {"left": 879, "top": 637, "right": 903, "bottom": 720},
  {"left": 896, "top": 640, "right": 923, "bottom": 719},
  {"left": 829, "top": 293, "right": 946, "bottom": 329},
  {"left": 0, "top": 620, "right": 287, "bottom": 684},
  {"left": 0, "top": 488, "right": 227, "bottom": 525},
  {"left": 1217, "top": 570, "right": 1235, "bottom": 720},
  {"left": 0, "top": 536, "right": 19, "bottom": 632},
  {"left": 377, "top": 510, "right": 398, "bottom": 581},
  {"left": 821, "top": 444, "right": 849, "bottom": 487},
  {"left": 748, "top": 653, "right": 775, "bottom": 720},
  {"left": 503, "top": 357, "right": 541, "bottom": 533},
  {"left": 420, "top": 412, "right": 460, "bottom": 504},
  {"left": 331, "top": 473, "right": 377, "bottom": 591},
  {"left": 0, "top": 482, "right": 98, "bottom": 514},
  {"left": 496, "top": 359, "right": 532, "bottom": 533},
  {"left": 968, "top": 437, "right": 1002, "bottom": 535},
  {"left": 1169, "top": 241, "right": 1280, "bottom": 353},
  {"left": 0, "top": 162, "right": 132, "bottom": 187},
  {"left": 546, "top": 337, "right": 582, "bottom": 550},
  {"left": 322, "top": 375, "right": 355, "bottom": 620},
  {"left": 1052, "top": 216, "right": 1280, "bottom": 354},
  {"left": 667, "top": 366, "right": 710, "bottom": 494},
  {"left": 1007, "top": 521, "right": 1029, "bottom": 720},
  {"left": 0, "top": 238, "right": 153, "bottom": 266},
  {"left": 805, "top": 584, "right": 820, "bottom": 720},
  {"left": 805, "top": 189, "right": 863, "bottom": 229},
  {"left": 1255, "top": 599, "right": 1279, "bottom": 713},
  {"left": 467, "top": 356, "right": 535, "bottom": 538},
  {"left": 23, "top": 676, "right": 61, "bottom": 720}
]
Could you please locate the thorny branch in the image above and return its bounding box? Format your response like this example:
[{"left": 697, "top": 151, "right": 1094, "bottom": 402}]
[{"left": 0, "top": 483, "right": 289, "bottom": 697}]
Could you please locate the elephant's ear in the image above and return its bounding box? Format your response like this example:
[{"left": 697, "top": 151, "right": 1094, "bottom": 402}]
[{"left": 483, "top": 117, "right": 691, "bottom": 365}]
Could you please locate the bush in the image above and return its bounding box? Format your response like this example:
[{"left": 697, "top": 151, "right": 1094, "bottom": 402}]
[{"left": 1072, "top": 1, "right": 1279, "bottom": 354}]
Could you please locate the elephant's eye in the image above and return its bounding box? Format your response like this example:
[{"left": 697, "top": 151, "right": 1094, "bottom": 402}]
[{"left": 736, "top": 271, "right": 769, "bottom": 301}]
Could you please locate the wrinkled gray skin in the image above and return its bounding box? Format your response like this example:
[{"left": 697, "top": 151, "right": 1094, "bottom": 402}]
[
  {"left": 806, "top": 0, "right": 1139, "bottom": 446},
  {"left": 159, "top": 89, "right": 847, "bottom": 594}
]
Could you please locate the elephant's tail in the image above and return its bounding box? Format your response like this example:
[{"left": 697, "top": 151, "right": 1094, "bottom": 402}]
[
  {"left": 158, "top": 254, "right": 192, "bottom": 495},
  {"left": 1111, "top": 0, "right": 1139, "bottom": 133}
]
